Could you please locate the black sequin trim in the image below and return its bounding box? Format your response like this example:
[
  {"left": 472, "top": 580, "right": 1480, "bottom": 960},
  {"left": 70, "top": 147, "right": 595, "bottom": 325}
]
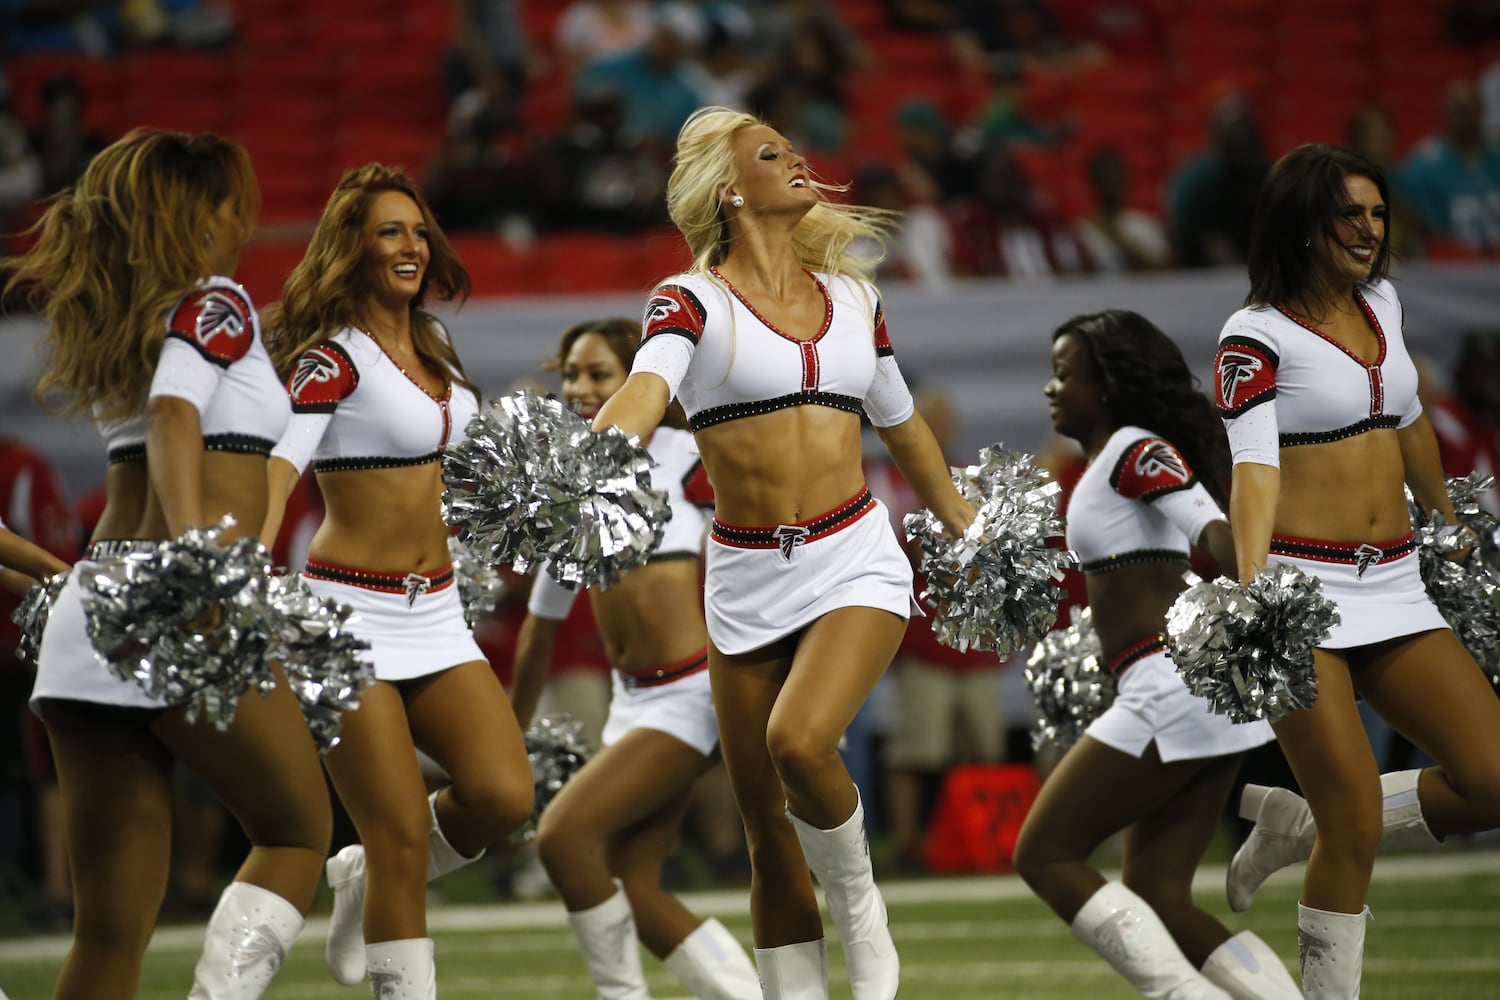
[
  {"left": 1280, "top": 415, "right": 1400, "bottom": 447},
  {"left": 689, "top": 392, "right": 863, "bottom": 431},
  {"left": 204, "top": 433, "right": 275, "bottom": 456},
  {"left": 314, "top": 452, "right": 441, "bottom": 473},
  {"left": 1080, "top": 549, "right": 1191, "bottom": 574}
]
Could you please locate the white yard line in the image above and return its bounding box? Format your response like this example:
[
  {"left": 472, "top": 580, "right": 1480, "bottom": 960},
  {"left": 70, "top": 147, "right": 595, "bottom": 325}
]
[{"left": 1, "top": 850, "right": 1496, "bottom": 964}]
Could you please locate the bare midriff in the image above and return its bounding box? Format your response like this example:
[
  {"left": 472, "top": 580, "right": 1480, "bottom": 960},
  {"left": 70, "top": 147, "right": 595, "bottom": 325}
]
[
  {"left": 590, "top": 558, "right": 708, "bottom": 674},
  {"left": 312, "top": 462, "right": 451, "bottom": 574},
  {"left": 695, "top": 405, "right": 866, "bottom": 526},
  {"left": 1273, "top": 429, "right": 1409, "bottom": 542}
]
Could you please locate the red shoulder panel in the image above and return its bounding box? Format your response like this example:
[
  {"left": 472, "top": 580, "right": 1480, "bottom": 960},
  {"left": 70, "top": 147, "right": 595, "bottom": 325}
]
[
  {"left": 874, "top": 299, "right": 893, "bottom": 357},
  {"left": 643, "top": 284, "right": 707, "bottom": 345},
  {"left": 286, "top": 342, "right": 358, "bottom": 412},
  {"left": 680, "top": 459, "right": 715, "bottom": 508},
  {"left": 166, "top": 286, "right": 254, "bottom": 366},
  {"left": 1110, "top": 437, "right": 1196, "bottom": 501},
  {"left": 1215, "top": 336, "right": 1278, "bottom": 417}
]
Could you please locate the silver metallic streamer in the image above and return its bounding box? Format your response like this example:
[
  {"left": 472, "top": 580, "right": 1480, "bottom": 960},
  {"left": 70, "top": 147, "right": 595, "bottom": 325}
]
[
  {"left": 1165, "top": 565, "right": 1337, "bottom": 724},
  {"left": 265, "top": 574, "right": 375, "bottom": 753},
  {"left": 1407, "top": 474, "right": 1500, "bottom": 684},
  {"left": 517, "top": 714, "right": 591, "bottom": 840},
  {"left": 1024, "top": 608, "right": 1115, "bottom": 751},
  {"left": 442, "top": 390, "right": 669, "bottom": 589},
  {"left": 904, "top": 445, "right": 1075, "bottom": 655},
  {"left": 11, "top": 571, "right": 68, "bottom": 667},
  {"left": 447, "top": 535, "right": 504, "bottom": 628},
  {"left": 79, "top": 517, "right": 278, "bottom": 729}
]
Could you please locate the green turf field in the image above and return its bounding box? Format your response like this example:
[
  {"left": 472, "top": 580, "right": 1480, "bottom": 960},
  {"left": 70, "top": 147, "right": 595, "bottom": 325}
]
[{"left": 1, "top": 852, "right": 1494, "bottom": 999}]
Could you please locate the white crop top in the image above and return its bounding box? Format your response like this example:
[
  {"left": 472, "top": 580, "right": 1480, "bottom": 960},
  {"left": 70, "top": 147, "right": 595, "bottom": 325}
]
[
  {"left": 143, "top": 276, "right": 289, "bottom": 462},
  {"left": 1067, "top": 426, "right": 1226, "bottom": 573},
  {"left": 271, "top": 323, "right": 480, "bottom": 474},
  {"left": 527, "top": 426, "right": 715, "bottom": 619},
  {"left": 631, "top": 268, "right": 914, "bottom": 430},
  {"left": 1214, "top": 278, "right": 1422, "bottom": 469}
]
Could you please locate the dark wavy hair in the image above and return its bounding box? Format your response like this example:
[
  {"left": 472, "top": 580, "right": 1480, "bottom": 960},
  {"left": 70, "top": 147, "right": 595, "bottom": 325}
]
[
  {"left": 1245, "top": 143, "right": 1392, "bottom": 315},
  {"left": 1053, "top": 310, "right": 1231, "bottom": 506}
]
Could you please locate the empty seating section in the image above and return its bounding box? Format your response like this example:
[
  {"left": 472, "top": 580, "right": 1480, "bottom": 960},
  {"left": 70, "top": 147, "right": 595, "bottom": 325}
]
[{"left": 4, "top": 0, "right": 1491, "bottom": 296}]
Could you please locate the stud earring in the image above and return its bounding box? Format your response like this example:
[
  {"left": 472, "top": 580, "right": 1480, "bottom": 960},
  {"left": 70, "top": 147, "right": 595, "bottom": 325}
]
[
  {"left": 730, "top": 195, "right": 745, "bottom": 208},
  {"left": 1305, "top": 237, "right": 1311, "bottom": 247}
]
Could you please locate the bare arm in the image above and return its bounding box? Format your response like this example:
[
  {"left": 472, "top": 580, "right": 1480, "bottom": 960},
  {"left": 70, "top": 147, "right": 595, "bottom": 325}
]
[
  {"left": 1197, "top": 519, "right": 1238, "bottom": 580},
  {"left": 1228, "top": 462, "right": 1280, "bottom": 584},
  {"left": 592, "top": 372, "right": 670, "bottom": 441},
  {"left": 0, "top": 527, "right": 70, "bottom": 583},
  {"left": 875, "top": 412, "right": 975, "bottom": 536},
  {"left": 261, "top": 456, "right": 303, "bottom": 553},
  {"left": 1398, "top": 412, "right": 1458, "bottom": 523},
  {"left": 510, "top": 613, "right": 563, "bottom": 729},
  {"left": 146, "top": 395, "right": 206, "bottom": 537}
]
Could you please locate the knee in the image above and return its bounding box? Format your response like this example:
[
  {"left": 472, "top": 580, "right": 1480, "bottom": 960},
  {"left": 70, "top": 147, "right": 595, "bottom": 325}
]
[
  {"left": 1121, "top": 873, "right": 1191, "bottom": 920},
  {"left": 765, "top": 721, "right": 838, "bottom": 787},
  {"left": 451, "top": 772, "right": 536, "bottom": 843},
  {"left": 244, "top": 781, "right": 332, "bottom": 856},
  {"left": 1445, "top": 763, "right": 1500, "bottom": 826},
  {"left": 1010, "top": 826, "right": 1053, "bottom": 889},
  {"left": 362, "top": 803, "right": 431, "bottom": 881},
  {"left": 1317, "top": 804, "right": 1382, "bottom": 868},
  {"left": 534, "top": 810, "right": 588, "bottom": 875}
]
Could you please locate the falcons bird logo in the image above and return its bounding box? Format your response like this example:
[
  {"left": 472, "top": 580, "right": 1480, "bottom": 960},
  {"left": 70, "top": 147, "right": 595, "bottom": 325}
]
[
  {"left": 1354, "top": 543, "right": 1383, "bottom": 579},
  {"left": 773, "top": 524, "right": 810, "bottom": 562},
  {"left": 291, "top": 349, "right": 341, "bottom": 397},
  {"left": 404, "top": 573, "right": 431, "bottom": 608},
  {"left": 1135, "top": 442, "right": 1188, "bottom": 483},
  {"left": 1218, "top": 350, "right": 1263, "bottom": 407},
  {"left": 645, "top": 295, "right": 681, "bottom": 323},
  {"left": 195, "top": 290, "right": 247, "bottom": 348}
]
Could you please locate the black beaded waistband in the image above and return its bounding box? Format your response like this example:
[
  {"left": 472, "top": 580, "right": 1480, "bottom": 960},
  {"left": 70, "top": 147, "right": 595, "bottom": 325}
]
[
  {"left": 303, "top": 559, "right": 455, "bottom": 594},
  {"left": 1080, "top": 549, "right": 1191, "bottom": 574},
  {"left": 1107, "top": 635, "right": 1166, "bottom": 677},
  {"left": 621, "top": 649, "right": 709, "bottom": 690}
]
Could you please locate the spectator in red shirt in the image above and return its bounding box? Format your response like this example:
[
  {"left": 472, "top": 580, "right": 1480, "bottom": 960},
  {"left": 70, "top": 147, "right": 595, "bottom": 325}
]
[{"left": 1428, "top": 328, "right": 1500, "bottom": 515}]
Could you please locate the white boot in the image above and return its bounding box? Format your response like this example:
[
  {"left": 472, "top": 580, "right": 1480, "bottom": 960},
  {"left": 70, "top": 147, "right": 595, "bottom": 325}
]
[
  {"left": 1200, "top": 930, "right": 1301, "bottom": 999},
  {"left": 326, "top": 791, "right": 486, "bottom": 985},
  {"left": 754, "top": 940, "right": 829, "bottom": 1000},
  {"left": 1298, "top": 904, "right": 1368, "bottom": 999},
  {"left": 565, "top": 882, "right": 649, "bottom": 1000},
  {"left": 1227, "top": 771, "right": 1439, "bottom": 912},
  {"left": 187, "top": 881, "right": 304, "bottom": 998},
  {"left": 787, "top": 792, "right": 899, "bottom": 1000},
  {"left": 1069, "top": 882, "right": 1232, "bottom": 999},
  {"left": 663, "top": 917, "right": 761, "bottom": 1000},
  {"left": 366, "top": 937, "right": 437, "bottom": 1000}
]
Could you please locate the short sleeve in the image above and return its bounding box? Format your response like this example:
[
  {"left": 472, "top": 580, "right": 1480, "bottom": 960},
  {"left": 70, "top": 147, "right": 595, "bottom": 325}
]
[
  {"left": 286, "top": 342, "right": 359, "bottom": 414},
  {"left": 165, "top": 284, "right": 255, "bottom": 367},
  {"left": 1110, "top": 436, "right": 1225, "bottom": 544},
  {"left": 149, "top": 335, "right": 225, "bottom": 412},
  {"left": 1216, "top": 318, "right": 1281, "bottom": 468},
  {"left": 642, "top": 283, "right": 707, "bottom": 346}
]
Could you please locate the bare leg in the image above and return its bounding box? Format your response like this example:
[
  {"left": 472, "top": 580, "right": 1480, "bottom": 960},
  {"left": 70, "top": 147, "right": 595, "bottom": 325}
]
[{"left": 41, "top": 702, "right": 174, "bottom": 1000}]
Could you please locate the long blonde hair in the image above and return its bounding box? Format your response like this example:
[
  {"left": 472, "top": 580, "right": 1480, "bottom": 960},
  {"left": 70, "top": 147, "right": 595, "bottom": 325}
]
[
  {"left": 4, "top": 128, "right": 259, "bottom": 419},
  {"left": 262, "top": 163, "right": 476, "bottom": 394},
  {"left": 666, "top": 106, "right": 896, "bottom": 279}
]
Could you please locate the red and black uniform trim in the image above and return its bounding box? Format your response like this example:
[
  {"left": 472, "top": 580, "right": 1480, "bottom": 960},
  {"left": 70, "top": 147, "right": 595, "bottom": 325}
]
[
  {"left": 167, "top": 286, "right": 254, "bottom": 368},
  {"left": 1107, "top": 634, "right": 1166, "bottom": 677},
  {"left": 1110, "top": 437, "right": 1196, "bottom": 502},
  {"left": 1215, "top": 335, "right": 1278, "bottom": 418},
  {"left": 313, "top": 452, "right": 442, "bottom": 473},
  {"left": 1280, "top": 415, "right": 1401, "bottom": 447},
  {"left": 108, "top": 443, "right": 147, "bottom": 465},
  {"left": 620, "top": 648, "right": 709, "bottom": 690},
  {"left": 689, "top": 391, "right": 864, "bottom": 431},
  {"left": 287, "top": 341, "right": 359, "bottom": 414},
  {"left": 303, "top": 558, "right": 456, "bottom": 593},
  {"left": 1080, "top": 549, "right": 1191, "bottom": 574},
  {"left": 1268, "top": 533, "right": 1415, "bottom": 565},
  {"left": 643, "top": 284, "right": 708, "bottom": 345},
  {"left": 874, "top": 300, "right": 894, "bottom": 358},
  {"left": 711, "top": 488, "right": 876, "bottom": 548}
]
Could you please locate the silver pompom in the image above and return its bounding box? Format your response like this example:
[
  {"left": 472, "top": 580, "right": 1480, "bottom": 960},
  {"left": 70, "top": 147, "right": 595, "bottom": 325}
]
[
  {"left": 79, "top": 517, "right": 278, "bottom": 728},
  {"left": 516, "top": 714, "right": 591, "bottom": 840},
  {"left": 442, "top": 390, "right": 669, "bottom": 589},
  {"left": 447, "top": 535, "right": 504, "bottom": 628},
  {"left": 265, "top": 574, "right": 375, "bottom": 753},
  {"left": 11, "top": 571, "right": 69, "bottom": 667},
  {"left": 1165, "top": 565, "right": 1338, "bottom": 724},
  {"left": 904, "top": 446, "right": 1075, "bottom": 654},
  {"left": 1407, "top": 476, "right": 1500, "bottom": 684},
  {"left": 1024, "top": 608, "right": 1115, "bottom": 751}
]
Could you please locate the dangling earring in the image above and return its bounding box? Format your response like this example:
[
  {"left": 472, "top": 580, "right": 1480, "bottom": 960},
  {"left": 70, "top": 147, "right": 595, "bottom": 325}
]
[
  {"left": 1305, "top": 237, "right": 1312, "bottom": 247},
  {"left": 730, "top": 195, "right": 745, "bottom": 208}
]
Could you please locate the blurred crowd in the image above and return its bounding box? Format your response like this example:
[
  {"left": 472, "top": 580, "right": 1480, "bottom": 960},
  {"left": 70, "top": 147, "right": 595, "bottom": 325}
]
[{"left": 0, "top": 0, "right": 1498, "bottom": 288}]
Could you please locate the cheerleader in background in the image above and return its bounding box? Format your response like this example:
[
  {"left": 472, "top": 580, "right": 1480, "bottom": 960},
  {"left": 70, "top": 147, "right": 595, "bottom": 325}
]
[
  {"left": 4, "top": 128, "right": 330, "bottom": 1000},
  {"left": 589, "top": 107, "right": 975, "bottom": 1000},
  {"left": 1014, "top": 310, "right": 1297, "bottom": 999},
  {"left": 1214, "top": 143, "right": 1500, "bottom": 996},
  {"left": 510, "top": 317, "right": 759, "bottom": 1000},
  {"left": 262, "top": 163, "right": 533, "bottom": 997}
]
